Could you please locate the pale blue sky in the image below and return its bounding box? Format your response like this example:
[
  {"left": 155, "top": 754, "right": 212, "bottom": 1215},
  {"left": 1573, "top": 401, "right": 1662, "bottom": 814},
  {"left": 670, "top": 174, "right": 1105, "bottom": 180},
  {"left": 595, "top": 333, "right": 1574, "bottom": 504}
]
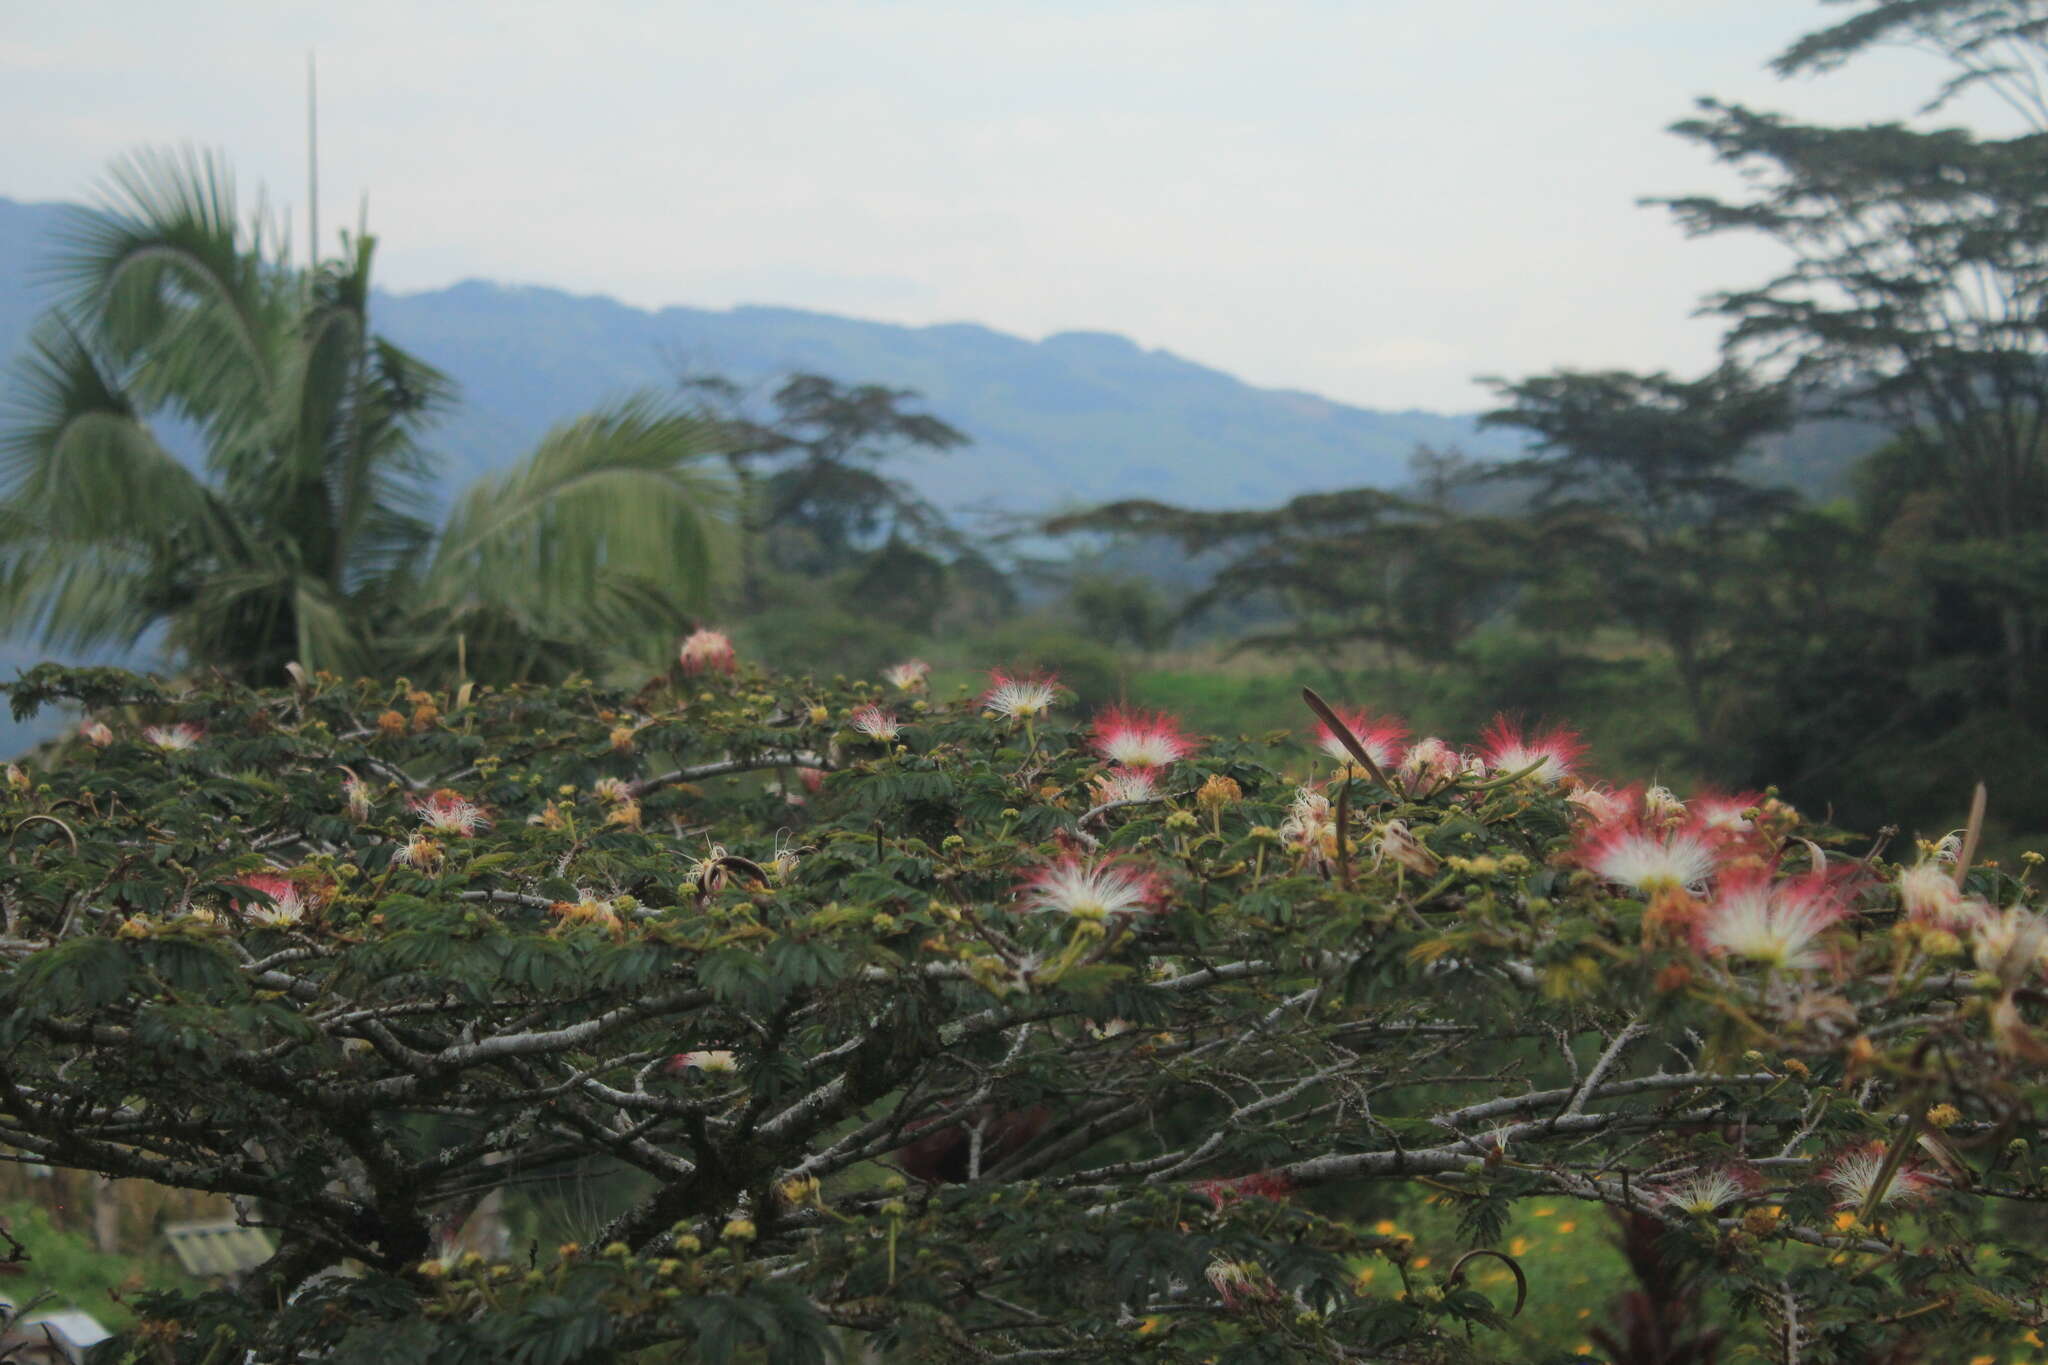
[{"left": 0, "top": 1, "right": 2009, "bottom": 411}]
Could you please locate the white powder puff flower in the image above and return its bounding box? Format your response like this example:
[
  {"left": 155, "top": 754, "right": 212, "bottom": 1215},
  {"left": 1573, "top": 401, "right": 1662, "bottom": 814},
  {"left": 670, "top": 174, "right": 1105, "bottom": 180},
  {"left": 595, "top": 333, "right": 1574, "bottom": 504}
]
[
  {"left": 1656, "top": 1165, "right": 1761, "bottom": 1215},
  {"left": 1017, "top": 855, "right": 1162, "bottom": 921},
  {"left": 980, "top": 669, "right": 1063, "bottom": 721},
  {"left": 1090, "top": 767, "right": 1159, "bottom": 805},
  {"left": 850, "top": 705, "right": 901, "bottom": 741},
  {"left": 414, "top": 790, "right": 490, "bottom": 837},
  {"left": 1578, "top": 818, "right": 1721, "bottom": 896},
  {"left": 1822, "top": 1141, "right": 1937, "bottom": 1209},
  {"left": 142, "top": 723, "right": 204, "bottom": 751},
  {"left": 1694, "top": 869, "right": 1847, "bottom": 971}
]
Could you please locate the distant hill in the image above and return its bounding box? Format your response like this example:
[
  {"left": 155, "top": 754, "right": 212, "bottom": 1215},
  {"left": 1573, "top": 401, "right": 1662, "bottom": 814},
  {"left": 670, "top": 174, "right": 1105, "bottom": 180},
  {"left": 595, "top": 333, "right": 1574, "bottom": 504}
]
[{"left": 0, "top": 196, "right": 1522, "bottom": 516}]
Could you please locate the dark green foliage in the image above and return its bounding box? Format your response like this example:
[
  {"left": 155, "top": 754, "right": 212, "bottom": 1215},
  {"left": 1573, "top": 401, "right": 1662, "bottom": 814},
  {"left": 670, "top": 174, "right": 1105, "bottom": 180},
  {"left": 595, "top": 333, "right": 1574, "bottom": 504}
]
[{"left": 0, "top": 659, "right": 2041, "bottom": 1362}]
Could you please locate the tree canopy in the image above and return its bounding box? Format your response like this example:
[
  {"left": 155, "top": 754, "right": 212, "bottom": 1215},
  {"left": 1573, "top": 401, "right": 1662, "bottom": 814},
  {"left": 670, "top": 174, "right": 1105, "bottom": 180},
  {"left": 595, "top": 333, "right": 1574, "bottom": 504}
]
[{"left": 0, "top": 655, "right": 2045, "bottom": 1361}]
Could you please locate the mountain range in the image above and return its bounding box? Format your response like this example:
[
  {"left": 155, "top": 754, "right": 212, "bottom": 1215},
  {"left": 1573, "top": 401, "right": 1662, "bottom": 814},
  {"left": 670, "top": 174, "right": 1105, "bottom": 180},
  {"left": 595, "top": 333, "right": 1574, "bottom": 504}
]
[{"left": 0, "top": 195, "right": 1522, "bottom": 518}]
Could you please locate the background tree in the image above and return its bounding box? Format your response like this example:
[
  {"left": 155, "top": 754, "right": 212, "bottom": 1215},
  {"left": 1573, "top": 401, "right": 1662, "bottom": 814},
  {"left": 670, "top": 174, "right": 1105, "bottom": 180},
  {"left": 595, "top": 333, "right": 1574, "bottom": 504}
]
[
  {"left": 1772, "top": 0, "right": 2048, "bottom": 128},
  {"left": 1478, "top": 365, "right": 1796, "bottom": 741},
  {"left": 680, "top": 371, "right": 970, "bottom": 608},
  {"left": 0, "top": 148, "right": 731, "bottom": 687},
  {"left": 1047, "top": 485, "right": 1541, "bottom": 684},
  {"left": 1656, "top": 0, "right": 2048, "bottom": 704}
]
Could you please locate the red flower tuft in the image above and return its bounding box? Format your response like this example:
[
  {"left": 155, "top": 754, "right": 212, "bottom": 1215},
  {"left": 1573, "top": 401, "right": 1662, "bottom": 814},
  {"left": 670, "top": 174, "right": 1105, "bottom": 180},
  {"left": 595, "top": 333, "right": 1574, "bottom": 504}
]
[
  {"left": 230, "top": 873, "right": 309, "bottom": 926},
  {"left": 1478, "top": 716, "right": 1585, "bottom": 785},
  {"left": 1576, "top": 813, "right": 1723, "bottom": 896},
  {"left": 1688, "top": 789, "right": 1770, "bottom": 847},
  {"left": 1693, "top": 866, "right": 1851, "bottom": 971},
  {"left": 1089, "top": 706, "right": 1199, "bottom": 769},
  {"left": 1312, "top": 706, "right": 1407, "bottom": 770},
  {"left": 1197, "top": 1170, "right": 1295, "bottom": 1210}
]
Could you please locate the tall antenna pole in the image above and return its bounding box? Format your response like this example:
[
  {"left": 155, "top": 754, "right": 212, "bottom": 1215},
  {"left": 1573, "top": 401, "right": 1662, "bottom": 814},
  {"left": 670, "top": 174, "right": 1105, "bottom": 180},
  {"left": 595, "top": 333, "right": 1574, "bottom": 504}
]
[{"left": 307, "top": 50, "right": 320, "bottom": 267}]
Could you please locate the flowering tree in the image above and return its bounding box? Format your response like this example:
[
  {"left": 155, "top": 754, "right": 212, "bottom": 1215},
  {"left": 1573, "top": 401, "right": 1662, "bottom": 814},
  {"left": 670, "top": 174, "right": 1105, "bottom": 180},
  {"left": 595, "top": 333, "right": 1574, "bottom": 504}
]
[{"left": 2, "top": 653, "right": 2047, "bottom": 1362}]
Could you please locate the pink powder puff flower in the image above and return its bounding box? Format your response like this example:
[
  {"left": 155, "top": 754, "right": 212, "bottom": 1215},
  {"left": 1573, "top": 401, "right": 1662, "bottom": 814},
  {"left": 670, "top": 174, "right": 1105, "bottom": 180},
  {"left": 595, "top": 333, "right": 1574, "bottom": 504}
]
[
  {"left": 1017, "top": 855, "right": 1163, "bottom": 921},
  {"left": 1694, "top": 867, "right": 1848, "bottom": 971},
  {"left": 882, "top": 659, "right": 931, "bottom": 691},
  {"left": 1089, "top": 766, "right": 1159, "bottom": 805},
  {"left": 1578, "top": 815, "right": 1722, "bottom": 897},
  {"left": 413, "top": 789, "right": 490, "bottom": 837},
  {"left": 1691, "top": 791, "right": 1768, "bottom": 845},
  {"left": 142, "top": 723, "right": 204, "bottom": 752},
  {"left": 231, "top": 873, "right": 308, "bottom": 928},
  {"left": 1822, "top": 1141, "right": 1938, "bottom": 1210},
  {"left": 1090, "top": 706, "right": 1199, "bottom": 769},
  {"left": 591, "top": 777, "right": 633, "bottom": 804},
  {"left": 980, "top": 668, "right": 1064, "bottom": 721},
  {"left": 78, "top": 720, "right": 113, "bottom": 748},
  {"left": 1656, "top": 1164, "right": 1762, "bottom": 1215},
  {"left": 677, "top": 628, "right": 737, "bottom": 676},
  {"left": 797, "top": 767, "right": 827, "bottom": 794},
  {"left": 850, "top": 704, "right": 901, "bottom": 742},
  {"left": 1477, "top": 717, "right": 1584, "bottom": 786},
  {"left": 1397, "top": 737, "right": 1464, "bottom": 798},
  {"left": 1312, "top": 706, "right": 1406, "bottom": 771}
]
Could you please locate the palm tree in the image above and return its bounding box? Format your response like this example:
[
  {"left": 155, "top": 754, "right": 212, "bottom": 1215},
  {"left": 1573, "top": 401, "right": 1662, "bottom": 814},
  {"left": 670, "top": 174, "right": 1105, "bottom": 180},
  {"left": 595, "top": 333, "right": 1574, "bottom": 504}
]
[{"left": 0, "top": 148, "right": 730, "bottom": 686}]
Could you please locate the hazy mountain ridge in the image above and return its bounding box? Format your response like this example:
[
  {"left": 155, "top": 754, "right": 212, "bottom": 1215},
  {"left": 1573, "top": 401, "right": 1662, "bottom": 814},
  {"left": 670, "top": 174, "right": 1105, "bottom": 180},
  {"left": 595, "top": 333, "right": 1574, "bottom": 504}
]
[
  {"left": 0, "top": 195, "right": 1521, "bottom": 516},
  {"left": 369, "top": 283, "right": 1516, "bottom": 511}
]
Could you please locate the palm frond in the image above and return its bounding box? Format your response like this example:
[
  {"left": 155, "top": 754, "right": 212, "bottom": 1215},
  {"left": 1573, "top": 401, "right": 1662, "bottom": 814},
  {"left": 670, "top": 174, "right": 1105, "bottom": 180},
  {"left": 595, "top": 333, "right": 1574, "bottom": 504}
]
[
  {"left": 50, "top": 146, "right": 287, "bottom": 448},
  {"left": 417, "top": 396, "right": 734, "bottom": 678},
  {"left": 0, "top": 526, "right": 165, "bottom": 652},
  {"left": 0, "top": 324, "right": 225, "bottom": 555}
]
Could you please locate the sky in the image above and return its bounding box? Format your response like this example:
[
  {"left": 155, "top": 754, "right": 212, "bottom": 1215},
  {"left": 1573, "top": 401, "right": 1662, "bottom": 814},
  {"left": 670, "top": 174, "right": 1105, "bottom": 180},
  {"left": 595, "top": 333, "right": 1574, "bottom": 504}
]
[{"left": 0, "top": 0, "right": 2011, "bottom": 413}]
